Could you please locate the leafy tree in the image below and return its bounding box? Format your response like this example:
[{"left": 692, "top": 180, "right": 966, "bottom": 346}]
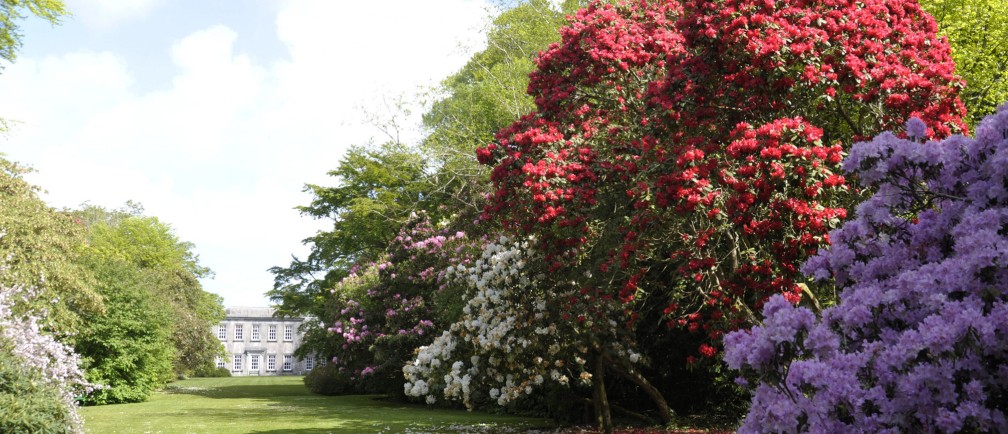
[
  {"left": 0, "top": 157, "right": 102, "bottom": 335},
  {"left": 473, "top": 0, "right": 966, "bottom": 428},
  {"left": 921, "top": 0, "right": 1008, "bottom": 128},
  {"left": 78, "top": 202, "right": 210, "bottom": 277},
  {"left": 270, "top": 143, "right": 428, "bottom": 317},
  {"left": 75, "top": 257, "right": 175, "bottom": 404},
  {"left": 77, "top": 204, "right": 224, "bottom": 379},
  {"left": 422, "top": 0, "right": 583, "bottom": 214}
]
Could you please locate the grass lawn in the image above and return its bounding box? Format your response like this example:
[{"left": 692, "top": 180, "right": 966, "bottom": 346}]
[{"left": 80, "top": 376, "right": 551, "bottom": 434}]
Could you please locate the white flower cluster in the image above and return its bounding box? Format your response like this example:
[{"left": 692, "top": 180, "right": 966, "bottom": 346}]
[
  {"left": 1, "top": 281, "right": 95, "bottom": 433},
  {"left": 404, "top": 235, "right": 591, "bottom": 408}
]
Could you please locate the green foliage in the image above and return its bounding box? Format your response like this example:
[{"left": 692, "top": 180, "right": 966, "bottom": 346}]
[
  {"left": 0, "top": 344, "right": 75, "bottom": 433},
  {"left": 78, "top": 202, "right": 210, "bottom": 278},
  {"left": 77, "top": 204, "right": 225, "bottom": 380},
  {"left": 921, "top": 0, "right": 1008, "bottom": 128},
  {"left": 0, "top": 157, "right": 102, "bottom": 335},
  {"left": 192, "top": 366, "right": 231, "bottom": 378},
  {"left": 421, "top": 0, "right": 583, "bottom": 213},
  {"left": 269, "top": 143, "right": 428, "bottom": 319},
  {"left": 304, "top": 363, "right": 354, "bottom": 395},
  {"left": 76, "top": 257, "right": 175, "bottom": 404},
  {"left": 424, "top": 0, "right": 573, "bottom": 154},
  {"left": 0, "top": 0, "right": 66, "bottom": 64}
]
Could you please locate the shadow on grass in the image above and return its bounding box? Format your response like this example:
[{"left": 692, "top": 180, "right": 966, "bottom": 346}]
[
  {"left": 164, "top": 384, "right": 310, "bottom": 399},
  {"left": 161, "top": 383, "right": 545, "bottom": 433}
]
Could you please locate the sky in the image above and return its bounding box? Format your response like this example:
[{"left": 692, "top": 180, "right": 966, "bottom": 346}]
[{"left": 0, "top": 0, "right": 495, "bottom": 307}]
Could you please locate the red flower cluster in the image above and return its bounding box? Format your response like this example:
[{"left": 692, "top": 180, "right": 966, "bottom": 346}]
[{"left": 476, "top": 0, "right": 966, "bottom": 357}]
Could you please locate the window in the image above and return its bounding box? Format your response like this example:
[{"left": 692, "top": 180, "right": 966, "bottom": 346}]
[
  {"left": 283, "top": 355, "right": 293, "bottom": 372},
  {"left": 215, "top": 356, "right": 225, "bottom": 369},
  {"left": 232, "top": 354, "right": 243, "bottom": 372},
  {"left": 234, "top": 324, "right": 243, "bottom": 341},
  {"left": 250, "top": 355, "right": 260, "bottom": 372},
  {"left": 318, "top": 356, "right": 327, "bottom": 367},
  {"left": 217, "top": 324, "right": 227, "bottom": 340},
  {"left": 284, "top": 324, "right": 293, "bottom": 341},
  {"left": 251, "top": 324, "right": 260, "bottom": 341},
  {"left": 268, "top": 325, "right": 277, "bottom": 341},
  {"left": 305, "top": 356, "right": 314, "bottom": 371},
  {"left": 267, "top": 355, "right": 276, "bottom": 372}
]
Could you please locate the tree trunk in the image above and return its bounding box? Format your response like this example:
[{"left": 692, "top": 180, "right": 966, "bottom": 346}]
[
  {"left": 592, "top": 356, "right": 614, "bottom": 433},
  {"left": 601, "top": 352, "right": 674, "bottom": 425}
]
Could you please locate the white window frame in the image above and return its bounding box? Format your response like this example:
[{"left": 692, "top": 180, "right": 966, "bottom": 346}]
[
  {"left": 283, "top": 324, "right": 293, "bottom": 341},
  {"left": 250, "top": 354, "right": 260, "bottom": 372},
  {"left": 251, "top": 324, "right": 260, "bottom": 341},
  {"left": 217, "top": 324, "right": 227, "bottom": 340},
  {"left": 283, "top": 355, "right": 293, "bottom": 372},
  {"left": 232, "top": 354, "right": 243, "bottom": 372},
  {"left": 318, "top": 356, "right": 327, "bottom": 367},
  {"left": 267, "top": 354, "right": 276, "bottom": 372},
  {"left": 268, "top": 324, "right": 277, "bottom": 341},
  {"left": 305, "top": 356, "right": 314, "bottom": 371},
  {"left": 234, "top": 324, "right": 243, "bottom": 341},
  {"left": 216, "top": 356, "right": 225, "bottom": 369}
]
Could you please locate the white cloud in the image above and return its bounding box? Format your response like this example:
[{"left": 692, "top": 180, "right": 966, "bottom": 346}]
[{"left": 0, "top": 1, "right": 490, "bottom": 306}]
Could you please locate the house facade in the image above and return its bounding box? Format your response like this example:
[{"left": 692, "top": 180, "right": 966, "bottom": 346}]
[{"left": 215, "top": 307, "right": 319, "bottom": 376}]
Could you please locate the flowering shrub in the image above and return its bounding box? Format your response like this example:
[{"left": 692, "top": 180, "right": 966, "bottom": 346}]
[
  {"left": 318, "top": 213, "right": 473, "bottom": 394},
  {"left": 724, "top": 107, "right": 1008, "bottom": 432},
  {"left": 0, "top": 274, "right": 93, "bottom": 433},
  {"left": 403, "top": 235, "right": 638, "bottom": 409},
  {"left": 478, "top": 0, "right": 967, "bottom": 360}
]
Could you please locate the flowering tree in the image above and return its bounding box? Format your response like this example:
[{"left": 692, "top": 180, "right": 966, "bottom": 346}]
[
  {"left": 473, "top": 0, "right": 967, "bottom": 427},
  {"left": 0, "top": 275, "right": 93, "bottom": 433},
  {"left": 313, "top": 213, "right": 473, "bottom": 395},
  {"left": 725, "top": 107, "right": 1008, "bottom": 432},
  {"left": 404, "top": 235, "right": 651, "bottom": 428},
  {"left": 478, "top": 0, "right": 966, "bottom": 360}
]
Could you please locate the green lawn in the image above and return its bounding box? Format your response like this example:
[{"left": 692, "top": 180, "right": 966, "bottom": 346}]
[{"left": 80, "top": 376, "right": 551, "bottom": 433}]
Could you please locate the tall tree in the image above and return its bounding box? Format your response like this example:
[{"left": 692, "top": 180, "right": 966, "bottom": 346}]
[
  {"left": 270, "top": 142, "right": 428, "bottom": 318},
  {"left": 75, "top": 256, "right": 175, "bottom": 404},
  {"left": 0, "top": 157, "right": 102, "bottom": 335},
  {"left": 78, "top": 204, "right": 224, "bottom": 379}
]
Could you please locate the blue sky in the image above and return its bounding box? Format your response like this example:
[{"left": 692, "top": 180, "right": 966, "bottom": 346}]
[{"left": 0, "top": 0, "right": 494, "bottom": 307}]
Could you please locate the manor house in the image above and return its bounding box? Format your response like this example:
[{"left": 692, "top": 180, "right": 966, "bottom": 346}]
[{"left": 215, "top": 307, "right": 320, "bottom": 376}]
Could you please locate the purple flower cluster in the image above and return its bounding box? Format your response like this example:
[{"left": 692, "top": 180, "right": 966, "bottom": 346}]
[{"left": 725, "top": 106, "right": 1008, "bottom": 433}]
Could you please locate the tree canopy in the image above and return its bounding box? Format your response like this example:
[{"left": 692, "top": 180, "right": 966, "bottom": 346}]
[
  {"left": 0, "top": 157, "right": 102, "bottom": 334},
  {"left": 77, "top": 204, "right": 224, "bottom": 381}
]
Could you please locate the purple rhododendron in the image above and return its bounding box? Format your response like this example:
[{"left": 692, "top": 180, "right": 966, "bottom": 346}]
[{"left": 726, "top": 105, "right": 1008, "bottom": 433}]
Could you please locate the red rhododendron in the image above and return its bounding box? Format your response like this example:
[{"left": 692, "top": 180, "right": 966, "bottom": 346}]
[{"left": 478, "top": 0, "right": 966, "bottom": 358}]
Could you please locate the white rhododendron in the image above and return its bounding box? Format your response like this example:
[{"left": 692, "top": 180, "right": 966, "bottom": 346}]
[{"left": 404, "top": 235, "right": 639, "bottom": 408}]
